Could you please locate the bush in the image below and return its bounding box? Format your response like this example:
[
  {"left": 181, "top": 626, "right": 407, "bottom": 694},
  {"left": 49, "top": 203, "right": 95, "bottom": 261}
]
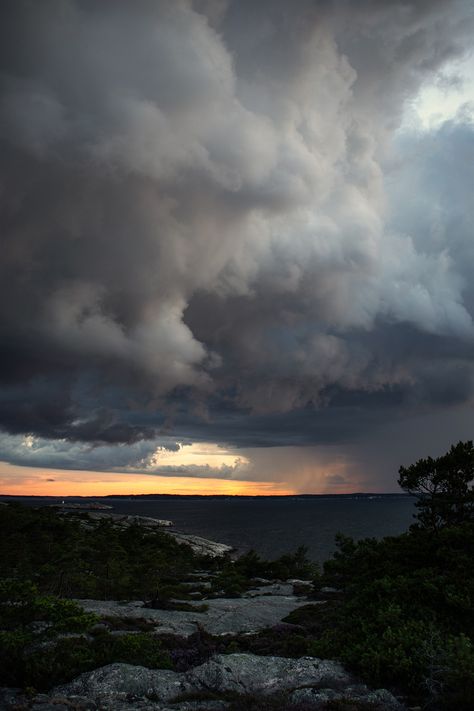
[
  {"left": 0, "top": 579, "right": 99, "bottom": 688},
  {"left": 0, "top": 578, "right": 171, "bottom": 689},
  {"left": 19, "top": 632, "right": 171, "bottom": 690},
  {"left": 301, "top": 522, "right": 474, "bottom": 707},
  {"left": 0, "top": 579, "right": 96, "bottom": 634},
  {"left": 0, "top": 503, "right": 207, "bottom": 600}
]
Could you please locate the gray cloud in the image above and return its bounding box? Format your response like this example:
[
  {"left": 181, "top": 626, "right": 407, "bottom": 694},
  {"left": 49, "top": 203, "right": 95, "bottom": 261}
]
[
  {"left": 0, "top": 0, "right": 474, "bottom": 485},
  {"left": 0, "top": 431, "right": 248, "bottom": 480},
  {"left": 0, "top": 432, "right": 179, "bottom": 473}
]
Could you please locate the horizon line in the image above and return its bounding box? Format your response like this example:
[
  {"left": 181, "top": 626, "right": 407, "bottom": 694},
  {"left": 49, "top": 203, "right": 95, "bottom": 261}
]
[{"left": 1, "top": 491, "right": 409, "bottom": 498}]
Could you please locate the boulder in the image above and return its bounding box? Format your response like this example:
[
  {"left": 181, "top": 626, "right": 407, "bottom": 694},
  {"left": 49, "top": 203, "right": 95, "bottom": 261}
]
[
  {"left": 52, "top": 654, "right": 405, "bottom": 709},
  {"left": 188, "top": 653, "right": 352, "bottom": 695},
  {"left": 53, "top": 663, "right": 191, "bottom": 703}
]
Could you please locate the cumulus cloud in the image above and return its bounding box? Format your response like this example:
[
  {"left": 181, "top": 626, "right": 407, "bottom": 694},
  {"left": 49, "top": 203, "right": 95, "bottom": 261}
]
[
  {"left": 0, "top": 0, "right": 474, "bottom": 485},
  {"left": 0, "top": 432, "right": 250, "bottom": 481}
]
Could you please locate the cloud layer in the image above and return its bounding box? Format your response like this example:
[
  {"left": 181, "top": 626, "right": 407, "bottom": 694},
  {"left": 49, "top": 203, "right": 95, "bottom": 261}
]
[{"left": 1, "top": 0, "right": 474, "bottom": 486}]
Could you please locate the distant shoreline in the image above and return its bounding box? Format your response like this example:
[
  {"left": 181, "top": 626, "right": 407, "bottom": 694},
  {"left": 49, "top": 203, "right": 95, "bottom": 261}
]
[
  {"left": 1, "top": 493, "right": 417, "bottom": 571},
  {"left": 1, "top": 492, "right": 414, "bottom": 500}
]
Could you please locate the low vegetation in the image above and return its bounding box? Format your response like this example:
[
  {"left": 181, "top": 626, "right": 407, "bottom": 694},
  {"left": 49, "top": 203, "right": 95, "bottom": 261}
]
[
  {"left": 0, "top": 502, "right": 206, "bottom": 600},
  {"left": 0, "top": 579, "right": 169, "bottom": 689},
  {"left": 211, "top": 546, "right": 317, "bottom": 597},
  {"left": 304, "top": 442, "right": 474, "bottom": 710},
  {"left": 0, "top": 500, "right": 316, "bottom": 690},
  {"left": 1, "top": 441, "right": 473, "bottom": 708}
]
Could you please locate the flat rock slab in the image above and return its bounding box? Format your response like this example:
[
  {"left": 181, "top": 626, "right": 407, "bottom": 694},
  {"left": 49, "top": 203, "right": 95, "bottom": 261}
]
[{"left": 77, "top": 591, "right": 311, "bottom": 637}]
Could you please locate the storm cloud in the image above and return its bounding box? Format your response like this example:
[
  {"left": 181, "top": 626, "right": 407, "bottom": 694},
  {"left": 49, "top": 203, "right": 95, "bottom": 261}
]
[{"left": 1, "top": 0, "right": 474, "bottom": 487}]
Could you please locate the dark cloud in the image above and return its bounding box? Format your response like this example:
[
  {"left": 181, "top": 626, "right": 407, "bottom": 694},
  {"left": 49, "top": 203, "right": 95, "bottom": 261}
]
[{"left": 0, "top": 0, "right": 473, "bottom": 484}]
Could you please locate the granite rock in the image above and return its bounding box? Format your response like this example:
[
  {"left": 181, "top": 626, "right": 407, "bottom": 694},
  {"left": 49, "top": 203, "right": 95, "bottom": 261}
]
[
  {"left": 76, "top": 590, "right": 311, "bottom": 637},
  {"left": 51, "top": 654, "right": 405, "bottom": 710}
]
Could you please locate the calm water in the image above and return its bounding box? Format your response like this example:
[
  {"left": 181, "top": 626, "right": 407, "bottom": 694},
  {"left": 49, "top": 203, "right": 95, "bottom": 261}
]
[{"left": 5, "top": 495, "right": 416, "bottom": 563}]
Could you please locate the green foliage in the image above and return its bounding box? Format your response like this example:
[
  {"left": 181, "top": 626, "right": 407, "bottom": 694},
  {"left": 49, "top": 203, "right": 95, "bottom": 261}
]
[
  {"left": 266, "top": 545, "right": 318, "bottom": 581},
  {"left": 0, "top": 502, "right": 318, "bottom": 692},
  {"left": 283, "top": 604, "right": 338, "bottom": 634},
  {"left": 436, "top": 634, "right": 474, "bottom": 710},
  {"left": 0, "top": 503, "right": 207, "bottom": 600},
  {"left": 304, "top": 522, "right": 474, "bottom": 707},
  {"left": 212, "top": 563, "right": 248, "bottom": 597},
  {"left": 5, "top": 469, "right": 474, "bottom": 709},
  {"left": 398, "top": 440, "right": 474, "bottom": 531},
  {"left": 277, "top": 441, "right": 474, "bottom": 708},
  {"left": 0, "top": 578, "right": 97, "bottom": 634},
  {"left": 0, "top": 578, "right": 100, "bottom": 688},
  {"left": 0, "top": 568, "right": 171, "bottom": 689},
  {"left": 8, "top": 631, "right": 171, "bottom": 690},
  {"left": 0, "top": 503, "right": 210, "bottom": 689},
  {"left": 210, "top": 546, "right": 316, "bottom": 597}
]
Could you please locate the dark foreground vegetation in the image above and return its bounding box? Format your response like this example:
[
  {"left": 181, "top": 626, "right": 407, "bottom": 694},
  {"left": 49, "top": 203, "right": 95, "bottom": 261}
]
[
  {"left": 0, "top": 500, "right": 313, "bottom": 691},
  {"left": 1, "top": 440, "right": 474, "bottom": 710},
  {"left": 308, "top": 441, "right": 474, "bottom": 709}
]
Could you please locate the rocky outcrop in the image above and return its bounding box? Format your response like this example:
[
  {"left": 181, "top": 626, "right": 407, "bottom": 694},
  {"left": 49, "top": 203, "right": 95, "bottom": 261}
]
[
  {"left": 167, "top": 533, "right": 233, "bottom": 558},
  {"left": 50, "top": 654, "right": 405, "bottom": 710},
  {"left": 186, "top": 653, "right": 351, "bottom": 694},
  {"left": 55, "top": 663, "right": 189, "bottom": 704},
  {"left": 87, "top": 512, "right": 174, "bottom": 528},
  {"left": 83, "top": 513, "right": 233, "bottom": 558},
  {"left": 3, "top": 515, "right": 405, "bottom": 710},
  {"left": 77, "top": 585, "right": 312, "bottom": 637}
]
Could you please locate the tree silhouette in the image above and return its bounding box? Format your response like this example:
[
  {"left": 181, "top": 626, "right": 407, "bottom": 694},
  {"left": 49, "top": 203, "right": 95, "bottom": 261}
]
[{"left": 398, "top": 440, "right": 474, "bottom": 530}]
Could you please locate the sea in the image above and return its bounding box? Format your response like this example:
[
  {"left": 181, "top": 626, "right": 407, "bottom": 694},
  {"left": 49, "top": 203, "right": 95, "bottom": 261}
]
[{"left": 3, "top": 494, "right": 416, "bottom": 563}]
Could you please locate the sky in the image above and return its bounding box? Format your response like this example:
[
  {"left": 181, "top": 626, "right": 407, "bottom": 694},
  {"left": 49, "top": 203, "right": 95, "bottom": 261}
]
[{"left": 1, "top": 0, "right": 474, "bottom": 496}]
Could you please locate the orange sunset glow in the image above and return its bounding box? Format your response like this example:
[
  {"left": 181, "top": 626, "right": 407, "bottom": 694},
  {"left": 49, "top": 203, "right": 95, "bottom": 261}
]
[{"left": 0, "top": 462, "right": 294, "bottom": 497}]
